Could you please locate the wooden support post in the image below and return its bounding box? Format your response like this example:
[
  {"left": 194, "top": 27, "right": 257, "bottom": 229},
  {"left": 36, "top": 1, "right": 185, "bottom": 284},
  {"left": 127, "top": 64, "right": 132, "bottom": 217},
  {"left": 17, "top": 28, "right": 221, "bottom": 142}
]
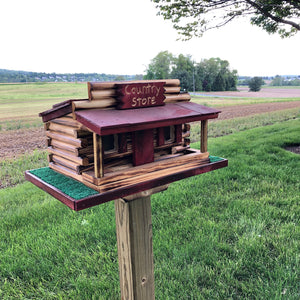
[
  {"left": 93, "top": 133, "right": 104, "bottom": 178},
  {"left": 115, "top": 196, "right": 155, "bottom": 300},
  {"left": 201, "top": 120, "right": 208, "bottom": 153}
]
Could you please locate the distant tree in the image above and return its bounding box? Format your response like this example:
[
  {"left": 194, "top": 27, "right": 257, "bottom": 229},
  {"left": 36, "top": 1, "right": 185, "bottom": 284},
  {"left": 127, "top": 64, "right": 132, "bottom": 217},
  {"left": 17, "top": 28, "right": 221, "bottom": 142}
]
[
  {"left": 114, "top": 75, "right": 126, "bottom": 81},
  {"left": 144, "top": 51, "right": 174, "bottom": 79},
  {"left": 270, "top": 75, "right": 300, "bottom": 86},
  {"left": 152, "top": 0, "right": 300, "bottom": 39},
  {"left": 270, "top": 75, "right": 284, "bottom": 86},
  {"left": 171, "top": 54, "right": 194, "bottom": 90},
  {"left": 248, "top": 77, "right": 264, "bottom": 91},
  {"left": 197, "top": 57, "right": 237, "bottom": 91}
]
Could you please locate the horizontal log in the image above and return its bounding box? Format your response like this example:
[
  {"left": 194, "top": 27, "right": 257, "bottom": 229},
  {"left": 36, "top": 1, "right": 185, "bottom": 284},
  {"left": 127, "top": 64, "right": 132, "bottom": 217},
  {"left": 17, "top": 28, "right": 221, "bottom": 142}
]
[
  {"left": 47, "top": 147, "right": 89, "bottom": 166},
  {"left": 52, "top": 155, "right": 93, "bottom": 174},
  {"left": 50, "top": 116, "right": 87, "bottom": 130},
  {"left": 96, "top": 151, "right": 209, "bottom": 186},
  {"left": 48, "top": 122, "right": 77, "bottom": 137},
  {"left": 47, "top": 131, "right": 89, "bottom": 148},
  {"left": 52, "top": 155, "right": 82, "bottom": 173},
  {"left": 88, "top": 79, "right": 180, "bottom": 91},
  {"left": 164, "top": 93, "right": 191, "bottom": 103},
  {"left": 77, "top": 145, "right": 94, "bottom": 156},
  {"left": 91, "top": 90, "right": 116, "bottom": 100},
  {"left": 73, "top": 98, "right": 117, "bottom": 109},
  {"left": 164, "top": 86, "right": 181, "bottom": 94},
  {"left": 49, "top": 162, "right": 83, "bottom": 182},
  {"left": 50, "top": 139, "right": 79, "bottom": 153},
  {"left": 99, "top": 155, "right": 210, "bottom": 191}
]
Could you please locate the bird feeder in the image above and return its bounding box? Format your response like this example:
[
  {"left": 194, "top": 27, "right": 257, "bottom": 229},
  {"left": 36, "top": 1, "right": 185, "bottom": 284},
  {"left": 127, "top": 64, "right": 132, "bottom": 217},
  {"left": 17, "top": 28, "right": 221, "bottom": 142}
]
[{"left": 25, "top": 79, "right": 227, "bottom": 299}]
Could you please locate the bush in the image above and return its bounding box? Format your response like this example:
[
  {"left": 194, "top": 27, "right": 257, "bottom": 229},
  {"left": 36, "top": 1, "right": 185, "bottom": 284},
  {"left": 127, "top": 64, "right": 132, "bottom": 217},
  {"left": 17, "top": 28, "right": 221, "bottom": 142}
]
[{"left": 249, "top": 77, "right": 264, "bottom": 92}]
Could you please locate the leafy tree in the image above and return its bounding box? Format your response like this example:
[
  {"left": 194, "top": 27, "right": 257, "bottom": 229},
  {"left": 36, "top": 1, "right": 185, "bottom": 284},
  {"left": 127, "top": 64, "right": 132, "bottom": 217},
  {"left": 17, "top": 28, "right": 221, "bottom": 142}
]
[
  {"left": 248, "top": 76, "right": 264, "bottom": 91},
  {"left": 152, "top": 0, "right": 300, "bottom": 39},
  {"left": 144, "top": 51, "right": 174, "bottom": 79},
  {"left": 270, "top": 75, "right": 284, "bottom": 86},
  {"left": 144, "top": 53, "right": 238, "bottom": 91},
  {"left": 197, "top": 57, "right": 237, "bottom": 91},
  {"left": 171, "top": 54, "right": 194, "bottom": 90}
]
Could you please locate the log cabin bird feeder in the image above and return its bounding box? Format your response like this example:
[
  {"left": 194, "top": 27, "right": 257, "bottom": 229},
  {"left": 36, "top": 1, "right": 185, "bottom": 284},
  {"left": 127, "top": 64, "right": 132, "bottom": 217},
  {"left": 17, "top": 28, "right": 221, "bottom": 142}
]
[
  {"left": 26, "top": 79, "right": 227, "bottom": 210},
  {"left": 25, "top": 79, "right": 227, "bottom": 299}
]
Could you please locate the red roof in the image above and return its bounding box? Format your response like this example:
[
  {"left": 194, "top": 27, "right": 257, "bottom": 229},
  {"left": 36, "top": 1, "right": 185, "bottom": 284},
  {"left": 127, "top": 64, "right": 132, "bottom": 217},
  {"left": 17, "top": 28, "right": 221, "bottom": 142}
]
[{"left": 75, "top": 102, "right": 220, "bottom": 136}]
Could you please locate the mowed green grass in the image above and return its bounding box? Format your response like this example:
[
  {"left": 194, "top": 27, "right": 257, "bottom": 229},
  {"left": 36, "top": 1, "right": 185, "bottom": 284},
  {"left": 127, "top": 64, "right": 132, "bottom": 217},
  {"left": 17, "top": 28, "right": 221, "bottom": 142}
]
[{"left": 0, "top": 119, "right": 299, "bottom": 299}]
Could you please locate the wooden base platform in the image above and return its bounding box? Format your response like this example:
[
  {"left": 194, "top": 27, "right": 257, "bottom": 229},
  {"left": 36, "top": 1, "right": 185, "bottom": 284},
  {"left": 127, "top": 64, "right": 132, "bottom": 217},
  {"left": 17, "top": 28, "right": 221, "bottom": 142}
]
[{"left": 25, "top": 157, "right": 228, "bottom": 211}]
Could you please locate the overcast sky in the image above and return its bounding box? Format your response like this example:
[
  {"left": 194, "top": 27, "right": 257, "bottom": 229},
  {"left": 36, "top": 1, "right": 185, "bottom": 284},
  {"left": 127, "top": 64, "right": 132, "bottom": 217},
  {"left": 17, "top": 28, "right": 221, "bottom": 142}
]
[{"left": 1, "top": 0, "right": 299, "bottom": 77}]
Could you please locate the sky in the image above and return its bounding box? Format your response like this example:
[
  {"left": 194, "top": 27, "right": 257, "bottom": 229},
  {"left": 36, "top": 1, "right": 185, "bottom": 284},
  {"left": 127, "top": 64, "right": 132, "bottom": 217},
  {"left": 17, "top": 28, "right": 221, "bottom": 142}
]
[{"left": 0, "top": 0, "right": 299, "bottom": 77}]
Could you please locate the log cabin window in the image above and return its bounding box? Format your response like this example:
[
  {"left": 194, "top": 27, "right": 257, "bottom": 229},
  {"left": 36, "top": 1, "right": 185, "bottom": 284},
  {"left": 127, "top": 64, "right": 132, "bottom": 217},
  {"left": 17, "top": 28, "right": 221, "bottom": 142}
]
[
  {"left": 164, "top": 126, "right": 175, "bottom": 144},
  {"left": 102, "top": 134, "right": 117, "bottom": 153}
]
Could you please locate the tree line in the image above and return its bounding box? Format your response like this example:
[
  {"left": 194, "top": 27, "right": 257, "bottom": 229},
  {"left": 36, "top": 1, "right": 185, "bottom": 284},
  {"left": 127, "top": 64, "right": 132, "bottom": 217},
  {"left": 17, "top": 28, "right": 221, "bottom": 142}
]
[
  {"left": 0, "top": 69, "right": 143, "bottom": 83},
  {"left": 144, "top": 51, "right": 238, "bottom": 92},
  {"left": 270, "top": 75, "right": 300, "bottom": 86}
]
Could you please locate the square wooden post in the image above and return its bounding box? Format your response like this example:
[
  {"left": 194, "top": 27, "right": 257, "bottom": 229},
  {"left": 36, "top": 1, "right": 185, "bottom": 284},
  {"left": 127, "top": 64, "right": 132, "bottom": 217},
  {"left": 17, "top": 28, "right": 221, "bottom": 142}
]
[
  {"left": 93, "top": 133, "right": 104, "bottom": 178},
  {"left": 200, "top": 119, "right": 208, "bottom": 153},
  {"left": 115, "top": 196, "right": 155, "bottom": 300}
]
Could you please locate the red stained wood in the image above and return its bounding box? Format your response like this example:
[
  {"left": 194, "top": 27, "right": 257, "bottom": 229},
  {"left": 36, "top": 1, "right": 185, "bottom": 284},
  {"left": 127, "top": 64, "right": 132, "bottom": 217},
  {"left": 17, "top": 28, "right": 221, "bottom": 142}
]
[
  {"left": 132, "top": 129, "right": 154, "bottom": 166},
  {"left": 25, "top": 158, "right": 228, "bottom": 211},
  {"left": 157, "top": 128, "right": 165, "bottom": 146},
  {"left": 39, "top": 99, "right": 87, "bottom": 122},
  {"left": 40, "top": 102, "right": 73, "bottom": 123},
  {"left": 175, "top": 124, "right": 182, "bottom": 143},
  {"left": 75, "top": 102, "right": 220, "bottom": 136},
  {"left": 116, "top": 82, "right": 165, "bottom": 109}
]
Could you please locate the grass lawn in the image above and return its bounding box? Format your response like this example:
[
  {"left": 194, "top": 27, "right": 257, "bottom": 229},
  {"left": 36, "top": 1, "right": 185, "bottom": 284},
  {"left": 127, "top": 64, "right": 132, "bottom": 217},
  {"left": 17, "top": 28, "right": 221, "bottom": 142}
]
[{"left": 0, "top": 119, "right": 299, "bottom": 299}]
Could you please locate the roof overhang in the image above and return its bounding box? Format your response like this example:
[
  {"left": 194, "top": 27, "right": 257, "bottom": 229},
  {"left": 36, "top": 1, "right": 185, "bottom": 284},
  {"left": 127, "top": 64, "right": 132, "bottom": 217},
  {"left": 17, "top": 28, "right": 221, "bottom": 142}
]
[{"left": 75, "top": 102, "right": 220, "bottom": 136}]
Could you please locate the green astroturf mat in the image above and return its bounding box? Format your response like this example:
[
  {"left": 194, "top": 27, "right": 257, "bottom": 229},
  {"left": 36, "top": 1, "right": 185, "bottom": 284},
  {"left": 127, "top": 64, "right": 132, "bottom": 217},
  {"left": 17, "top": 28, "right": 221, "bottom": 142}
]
[
  {"left": 209, "top": 155, "right": 224, "bottom": 163},
  {"left": 30, "top": 167, "right": 99, "bottom": 200}
]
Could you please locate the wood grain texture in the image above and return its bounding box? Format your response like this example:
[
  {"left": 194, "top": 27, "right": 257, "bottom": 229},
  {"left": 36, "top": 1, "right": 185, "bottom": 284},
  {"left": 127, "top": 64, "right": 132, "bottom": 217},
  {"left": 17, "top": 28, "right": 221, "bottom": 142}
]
[
  {"left": 73, "top": 98, "right": 117, "bottom": 109},
  {"left": 115, "top": 196, "right": 155, "bottom": 300},
  {"left": 201, "top": 120, "right": 208, "bottom": 153},
  {"left": 93, "top": 133, "right": 104, "bottom": 178},
  {"left": 46, "top": 131, "right": 89, "bottom": 148},
  {"left": 47, "top": 147, "right": 89, "bottom": 166},
  {"left": 164, "top": 93, "right": 191, "bottom": 102}
]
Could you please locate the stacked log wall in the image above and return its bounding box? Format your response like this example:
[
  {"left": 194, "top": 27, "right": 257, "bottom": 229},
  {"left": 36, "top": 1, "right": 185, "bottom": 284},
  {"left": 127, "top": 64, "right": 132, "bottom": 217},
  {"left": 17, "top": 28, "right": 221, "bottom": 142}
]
[{"left": 46, "top": 114, "right": 94, "bottom": 181}]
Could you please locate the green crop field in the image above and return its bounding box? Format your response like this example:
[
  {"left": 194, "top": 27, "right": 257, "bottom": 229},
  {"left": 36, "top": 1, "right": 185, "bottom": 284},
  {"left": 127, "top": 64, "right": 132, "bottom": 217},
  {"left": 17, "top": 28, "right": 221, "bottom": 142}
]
[
  {"left": 0, "top": 83, "right": 87, "bottom": 130},
  {"left": 0, "top": 83, "right": 299, "bottom": 299}
]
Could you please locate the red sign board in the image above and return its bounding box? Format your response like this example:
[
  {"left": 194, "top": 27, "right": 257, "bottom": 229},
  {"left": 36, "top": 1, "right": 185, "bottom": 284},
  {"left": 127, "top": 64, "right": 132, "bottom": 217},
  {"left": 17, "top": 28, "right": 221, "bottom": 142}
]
[{"left": 116, "top": 82, "right": 165, "bottom": 110}]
